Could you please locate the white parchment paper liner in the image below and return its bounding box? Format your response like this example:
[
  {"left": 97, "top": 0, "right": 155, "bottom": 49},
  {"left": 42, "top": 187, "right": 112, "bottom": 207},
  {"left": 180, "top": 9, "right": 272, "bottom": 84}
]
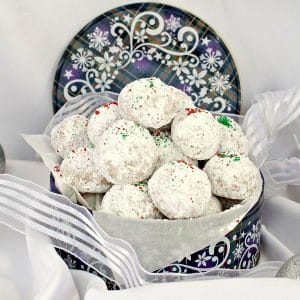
[{"left": 23, "top": 92, "right": 263, "bottom": 271}]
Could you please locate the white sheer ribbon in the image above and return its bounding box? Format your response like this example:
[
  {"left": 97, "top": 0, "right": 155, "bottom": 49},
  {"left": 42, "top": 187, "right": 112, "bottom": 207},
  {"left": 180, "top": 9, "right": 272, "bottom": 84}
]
[
  {"left": 243, "top": 87, "right": 300, "bottom": 196},
  {"left": 0, "top": 174, "right": 282, "bottom": 289}
]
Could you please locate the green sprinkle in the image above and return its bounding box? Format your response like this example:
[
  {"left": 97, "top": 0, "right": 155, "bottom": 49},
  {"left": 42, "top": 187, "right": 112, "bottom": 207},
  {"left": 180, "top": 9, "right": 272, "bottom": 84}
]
[
  {"left": 148, "top": 79, "right": 154, "bottom": 88},
  {"left": 134, "top": 181, "right": 148, "bottom": 193},
  {"left": 154, "top": 132, "right": 171, "bottom": 148},
  {"left": 89, "top": 143, "right": 95, "bottom": 149},
  {"left": 134, "top": 181, "right": 147, "bottom": 187},
  {"left": 120, "top": 131, "right": 129, "bottom": 139},
  {"left": 218, "top": 153, "right": 240, "bottom": 161},
  {"left": 217, "top": 116, "right": 232, "bottom": 128}
]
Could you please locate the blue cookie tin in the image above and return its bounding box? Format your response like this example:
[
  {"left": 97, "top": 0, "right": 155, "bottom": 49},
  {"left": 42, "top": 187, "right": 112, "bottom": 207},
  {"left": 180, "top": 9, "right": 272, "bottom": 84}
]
[{"left": 50, "top": 174, "right": 264, "bottom": 290}]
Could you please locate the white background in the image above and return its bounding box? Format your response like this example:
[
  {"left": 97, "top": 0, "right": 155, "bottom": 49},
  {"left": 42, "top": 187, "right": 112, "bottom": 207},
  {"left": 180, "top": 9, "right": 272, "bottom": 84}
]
[{"left": 1, "top": 0, "right": 300, "bottom": 160}]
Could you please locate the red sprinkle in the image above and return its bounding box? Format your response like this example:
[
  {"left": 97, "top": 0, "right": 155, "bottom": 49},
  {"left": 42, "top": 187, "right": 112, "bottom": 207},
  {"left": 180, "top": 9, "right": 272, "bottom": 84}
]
[
  {"left": 95, "top": 110, "right": 100, "bottom": 115},
  {"left": 185, "top": 108, "right": 203, "bottom": 116},
  {"left": 53, "top": 165, "right": 60, "bottom": 172},
  {"left": 103, "top": 101, "right": 118, "bottom": 109},
  {"left": 154, "top": 129, "right": 161, "bottom": 136},
  {"left": 178, "top": 160, "right": 194, "bottom": 169}
]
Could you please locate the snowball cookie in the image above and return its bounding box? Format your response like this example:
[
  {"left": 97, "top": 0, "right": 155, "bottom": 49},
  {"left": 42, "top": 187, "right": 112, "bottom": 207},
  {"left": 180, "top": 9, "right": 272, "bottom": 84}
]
[
  {"left": 153, "top": 130, "right": 196, "bottom": 169},
  {"left": 118, "top": 77, "right": 179, "bottom": 129},
  {"left": 148, "top": 160, "right": 211, "bottom": 219},
  {"left": 60, "top": 147, "right": 111, "bottom": 193},
  {"left": 206, "top": 195, "right": 222, "bottom": 215},
  {"left": 216, "top": 115, "right": 248, "bottom": 155},
  {"left": 101, "top": 182, "right": 163, "bottom": 219},
  {"left": 50, "top": 115, "right": 90, "bottom": 158},
  {"left": 171, "top": 108, "right": 221, "bottom": 160},
  {"left": 94, "top": 119, "right": 158, "bottom": 184},
  {"left": 87, "top": 101, "right": 120, "bottom": 145},
  {"left": 204, "top": 154, "right": 261, "bottom": 200},
  {"left": 168, "top": 86, "right": 195, "bottom": 113}
]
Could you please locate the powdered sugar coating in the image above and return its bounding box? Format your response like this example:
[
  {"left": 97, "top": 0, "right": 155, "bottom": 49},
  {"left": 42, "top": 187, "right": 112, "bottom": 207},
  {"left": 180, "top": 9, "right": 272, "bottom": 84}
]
[
  {"left": 60, "top": 147, "right": 111, "bottom": 193},
  {"left": 87, "top": 101, "right": 120, "bottom": 145},
  {"left": 204, "top": 154, "right": 261, "bottom": 200},
  {"left": 153, "top": 130, "right": 196, "bottom": 169},
  {"left": 50, "top": 115, "right": 90, "bottom": 158},
  {"left": 118, "top": 77, "right": 179, "bottom": 129},
  {"left": 216, "top": 116, "right": 248, "bottom": 155},
  {"left": 148, "top": 161, "right": 211, "bottom": 219},
  {"left": 93, "top": 119, "right": 158, "bottom": 184},
  {"left": 171, "top": 109, "right": 221, "bottom": 160},
  {"left": 168, "top": 86, "right": 195, "bottom": 113},
  {"left": 206, "top": 195, "right": 223, "bottom": 215},
  {"left": 101, "top": 183, "right": 163, "bottom": 219}
]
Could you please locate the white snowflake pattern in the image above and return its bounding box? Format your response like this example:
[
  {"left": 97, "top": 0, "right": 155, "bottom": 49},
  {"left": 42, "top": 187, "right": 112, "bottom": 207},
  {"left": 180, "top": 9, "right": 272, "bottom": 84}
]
[
  {"left": 187, "top": 69, "right": 207, "bottom": 88},
  {"left": 109, "top": 45, "right": 120, "bottom": 54},
  {"left": 166, "top": 60, "right": 172, "bottom": 67},
  {"left": 172, "top": 57, "right": 190, "bottom": 76},
  {"left": 209, "top": 72, "right": 231, "bottom": 95},
  {"left": 94, "top": 72, "right": 113, "bottom": 92},
  {"left": 146, "top": 48, "right": 156, "bottom": 60},
  {"left": 64, "top": 254, "right": 76, "bottom": 269},
  {"left": 202, "top": 96, "right": 213, "bottom": 104},
  {"left": 186, "top": 86, "right": 192, "bottom": 93},
  {"left": 200, "top": 48, "right": 224, "bottom": 72},
  {"left": 195, "top": 252, "right": 212, "bottom": 267},
  {"left": 165, "top": 14, "right": 181, "bottom": 32},
  {"left": 233, "top": 242, "right": 245, "bottom": 260},
  {"left": 95, "top": 51, "right": 115, "bottom": 73},
  {"left": 71, "top": 48, "right": 94, "bottom": 72},
  {"left": 201, "top": 36, "right": 211, "bottom": 46},
  {"left": 87, "top": 27, "right": 110, "bottom": 51},
  {"left": 134, "top": 29, "right": 148, "bottom": 43},
  {"left": 199, "top": 86, "right": 208, "bottom": 97},
  {"left": 123, "top": 14, "right": 132, "bottom": 24},
  {"left": 250, "top": 222, "right": 261, "bottom": 242},
  {"left": 154, "top": 52, "right": 163, "bottom": 61}
]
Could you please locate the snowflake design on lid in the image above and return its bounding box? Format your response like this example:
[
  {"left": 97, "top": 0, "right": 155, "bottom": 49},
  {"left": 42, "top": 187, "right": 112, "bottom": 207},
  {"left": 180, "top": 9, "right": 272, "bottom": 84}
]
[
  {"left": 200, "top": 48, "right": 224, "bottom": 72},
  {"left": 95, "top": 51, "right": 115, "bottom": 73},
  {"left": 54, "top": 3, "right": 241, "bottom": 115},
  {"left": 95, "top": 72, "right": 113, "bottom": 92},
  {"left": 134, "top": 29, "right": 148, "bottom": 43},
  {"left": 165, "top": 14, "right": 181, "bottom": 32},
  {"left": 71, "top": 48, "right": 95, "bottom": 72},
  {"left": 187, "top": 69, "right": 207, "bottom": 88},
  {"left": 87, "top": 27, "right": 110, "bottom": 51},
  {"left": 172, "top": 57, "right": 190, "bottom": 76},
  {"left": 209, "top": 72, "right": 231, "bottom": 95}
]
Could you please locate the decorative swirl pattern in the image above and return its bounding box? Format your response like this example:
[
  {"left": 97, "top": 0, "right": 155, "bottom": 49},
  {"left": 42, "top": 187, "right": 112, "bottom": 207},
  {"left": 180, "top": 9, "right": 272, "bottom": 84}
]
[
  {"left": 155, "top": 214, "right": 262, "bottom": 274},
  {"left": 53, "top": 3, "right": 240, "bottom": 114}
]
